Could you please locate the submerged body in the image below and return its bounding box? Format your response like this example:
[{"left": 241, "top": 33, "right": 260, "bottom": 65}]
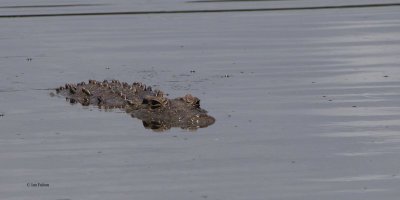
[{"left": 54, "top": 80, "right": 215, "bottom": 131}]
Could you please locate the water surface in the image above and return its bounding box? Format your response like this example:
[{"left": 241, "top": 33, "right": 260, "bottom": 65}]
[{"left": 1, "top": 1, "right": 400, "bottom": 200}]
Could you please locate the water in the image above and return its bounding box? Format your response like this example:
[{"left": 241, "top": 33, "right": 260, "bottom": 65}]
[{"left": 1, "top": 1, "right": 400, "bottom": 199}]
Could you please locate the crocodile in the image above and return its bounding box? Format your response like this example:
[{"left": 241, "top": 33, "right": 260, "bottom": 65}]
[{"left": 53, "top": 80, "right": 215, "bottom": 131}]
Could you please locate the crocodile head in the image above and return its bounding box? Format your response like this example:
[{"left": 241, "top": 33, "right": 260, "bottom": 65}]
[{"left": 129, "top": 94, "right": 215, "bottom": 131}]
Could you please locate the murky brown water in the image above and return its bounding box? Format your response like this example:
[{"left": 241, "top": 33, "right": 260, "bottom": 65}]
[{"left": 1, "top": 1, "right": 400, "bottom": 199}]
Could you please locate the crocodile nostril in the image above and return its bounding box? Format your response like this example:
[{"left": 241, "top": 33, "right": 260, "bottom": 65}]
[{"left": 196, "top": 114, "right": 216, "bottom": 127}]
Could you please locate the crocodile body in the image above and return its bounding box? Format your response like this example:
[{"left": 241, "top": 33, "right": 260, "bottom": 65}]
[{"left": 54, "top": 80, "right": 215, "bottom": 131}]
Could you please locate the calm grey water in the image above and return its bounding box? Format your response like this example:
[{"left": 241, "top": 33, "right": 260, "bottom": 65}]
[{"left": 1, "top": 1, "right": 400, "bottom": 200}]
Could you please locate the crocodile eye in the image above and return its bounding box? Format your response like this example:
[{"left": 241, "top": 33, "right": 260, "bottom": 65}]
[
  {"left": 150, "top": 100, "right": 162, "bottom": 110},
  {"left": 182, "top": 94, "right": 200, "bottom": 108}
]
